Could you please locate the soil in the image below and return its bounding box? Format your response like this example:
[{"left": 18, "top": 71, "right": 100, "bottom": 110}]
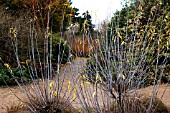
[{"left": 0, "top": 57, "right": 170, "bottom": 113}]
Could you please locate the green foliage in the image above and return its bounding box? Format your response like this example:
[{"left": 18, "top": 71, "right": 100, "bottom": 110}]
[
  {"left": 0, "top": 63, "right": 31, "bottom": 86},
  {"left": 51, "top": 0, "right": 75, "bottom": 32},
  {"left": 52, "top": 33, "right": 70, "bottom": 64},
  {"left": 0, "top": 0, "right": 79, "bottom": 67},
  {"left": 0, "top": 0, "right": 86, "bottom": 67},
  {"left": 72, "top": 10, "right": 95, "bottom": 34},
  {"left": 108, "top": 0, "right": 170, "bottom": 56},
  {"left": 0, "top": 0, "right": 78, "bottom": 33}
]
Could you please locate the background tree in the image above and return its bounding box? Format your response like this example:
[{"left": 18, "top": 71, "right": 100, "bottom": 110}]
[
  {"left": 0, "top": 0, "right": 80, "bottom": 66},
  {"left": 108, "top": 0, "right": 170, "bottom": 60},
  {"left": 72, "top": 10, "right": 95, "bottom": 34},
  {"left": 0, "top": 0, "right": 77, "bottom": 33}
]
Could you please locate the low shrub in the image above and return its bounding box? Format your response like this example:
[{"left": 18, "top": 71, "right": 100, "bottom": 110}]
[{"left": 0, "top": 63, "right": 31, "bottom": 86}]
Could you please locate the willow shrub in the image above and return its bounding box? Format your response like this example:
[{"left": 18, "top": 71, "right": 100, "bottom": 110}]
[
  {"left": 78, "top": 0, "right": 170, "bottom": 112},
  {"left": 2, "top": 0, "right": 170, "bottom": 113}
]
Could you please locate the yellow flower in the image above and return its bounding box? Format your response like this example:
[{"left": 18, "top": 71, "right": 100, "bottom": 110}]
[
  {"left": 9, "top": 69, "right": 13, "bottom": 74},
  {"left": 26, "top": 59, "right": 31, "bottom": 64},
  {"left": 72, "top": 89, "right": 77, "bottom": 100},
  {"left": 9, "top": 28, "right": 13, "bottom": 34},
  {"left": 67, "top": 62, "right": 71, "bottom": 65},
  {"left": 47, "top": 32, "right": 51, "bottom": 36},
  {"left": 4, "top": 63, "right": 9, "bottom": 68},
  {"left": 13, "top": 33, "right": 17, "bottom": 38},
  {"left": 79, "top": 40, "right": 82, "bottom": 44},
  {"left": 99, "top": 77, "right": 103, "bottom": 83},
  {"left": 63, "top": 41, "right": 67, "bottom": 45},
  {"left": 54, "top": 91, "right": 57, "bottom": 96},
  {"left": 69, "top": 54, "right": 73, "bottom": 57},
  {"left": 82, "top": 74, "right": 86, "bottom": 79},
  {"left": 92, "top": 91, "right": 96, "bottom": 98},
  {"left": 121, "top": 41, "right": 125, "bottom": 45},
  {"left": 118, "top": 74, "right": 125, "bottom": 80},
  {"left": 68, "top": 81, "right": 71, "bottom": 90},
  {"left": 122, "top": 74, "right": 125, "bottom": 80},
  {"left": 50, "top": 82, "right": 55, "bottom": 89},
  {"left": 85, "top": 81, "right": 90, "bottom": 85}
]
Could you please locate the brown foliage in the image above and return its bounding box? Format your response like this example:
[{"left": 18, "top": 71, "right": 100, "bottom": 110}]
[{"left": 69, "top": 36, "right": 101, "bottom": 56}]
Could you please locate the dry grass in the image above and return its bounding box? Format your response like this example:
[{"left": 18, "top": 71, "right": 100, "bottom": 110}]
[
  {"left": 101, "top": 95, "right": 169, "bottom": 113},
  {"left": 3, "top": 103, "right": 28, "bottom": 113}
]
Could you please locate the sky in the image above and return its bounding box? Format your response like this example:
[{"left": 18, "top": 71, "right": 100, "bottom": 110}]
[{"left": 71, "top": 0, "right": 123, "bottom": 25}]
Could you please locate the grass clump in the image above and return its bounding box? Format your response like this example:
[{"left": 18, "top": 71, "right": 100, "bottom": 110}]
[
  {"left": 3, "top": 103, "right": 28, "bottom": 113},
  {"left": 141, "top": 96, "right": 169, "bottom": 113},
  {"left": 26, "top": 96, "right": 75, "bottom": 113},
  {"left": 101, "top": 95, "right": 169, "bottom": 113}
]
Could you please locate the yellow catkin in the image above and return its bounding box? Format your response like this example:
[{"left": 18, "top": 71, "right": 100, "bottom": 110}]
[
  {"left": 72, "top": 89, "right": 77, "bottom": 100},
  {"left": 54, "top": 91, "right": 57, "bottom": 96},
  {"left": 50, "top": 82, "right": 55, "bottom": 89},
  {"left": 92, "top": 91, "right": 96, "bottom": 98},
  {"left": 68, "top": 81, "right": 71, "bottom": 90}
]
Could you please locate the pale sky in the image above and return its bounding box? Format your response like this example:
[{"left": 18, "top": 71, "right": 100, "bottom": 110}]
[{"left": 71, "top": 0, "right": 123, "bottom": 25}]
